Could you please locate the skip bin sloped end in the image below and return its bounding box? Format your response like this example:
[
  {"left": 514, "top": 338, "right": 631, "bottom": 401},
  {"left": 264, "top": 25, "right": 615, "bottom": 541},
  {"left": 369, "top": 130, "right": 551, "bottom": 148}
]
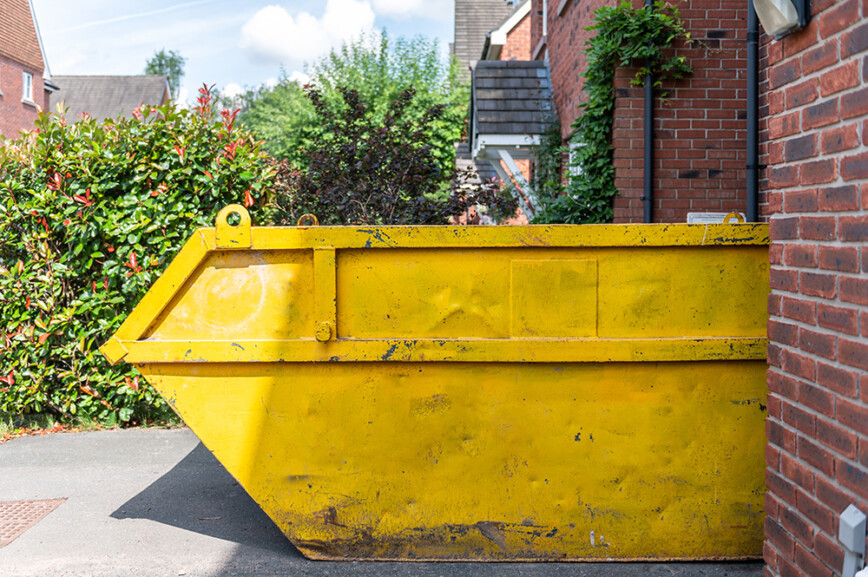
[
  {"left": 99, "top": 227, "right": 216, "bottom": 365},
  {"left": 99, "top": 337, "right": 128, "bottom": 365}
]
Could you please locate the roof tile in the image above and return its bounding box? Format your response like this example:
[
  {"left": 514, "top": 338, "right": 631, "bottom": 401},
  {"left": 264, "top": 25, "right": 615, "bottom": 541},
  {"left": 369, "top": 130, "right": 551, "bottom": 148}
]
[
  {"left": 49, "top": 76, "right": 170, "bottom": 122},
  {"left": 471, "top": 60, "right": 554, "bottom": 141},
  {"left": 0, "top": 0, "right": 45, "bottom": 71}
]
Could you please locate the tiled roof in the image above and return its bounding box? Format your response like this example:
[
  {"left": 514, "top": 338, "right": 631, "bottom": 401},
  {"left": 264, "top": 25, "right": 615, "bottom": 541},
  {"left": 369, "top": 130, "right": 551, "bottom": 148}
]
[
  {"left": 0, "top": 0, "right": 45, "bottom": 71},
  {"left": 49, "top": 76, "right": 170, "bottom": 122},
  {"left": 453, "top": 0, "right": 518, "bottom": 76},
  {"left": 472, "top": 60, "right": 553, "bottom": 137}
]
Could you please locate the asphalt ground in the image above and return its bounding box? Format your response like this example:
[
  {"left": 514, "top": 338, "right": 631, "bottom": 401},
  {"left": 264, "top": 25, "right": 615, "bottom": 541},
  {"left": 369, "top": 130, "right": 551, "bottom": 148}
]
[{"left": 0, "top": 428, "right": 765, "bottom": 577}]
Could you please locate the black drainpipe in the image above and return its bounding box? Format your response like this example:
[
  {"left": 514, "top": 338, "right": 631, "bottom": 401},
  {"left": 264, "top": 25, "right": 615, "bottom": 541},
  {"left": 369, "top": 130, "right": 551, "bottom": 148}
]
[
  {"left": 643, "top": 0, "right": 654, "bottom": 223},
  {"left": 747, "top": 0, "right": 759, "bottom": 222}
]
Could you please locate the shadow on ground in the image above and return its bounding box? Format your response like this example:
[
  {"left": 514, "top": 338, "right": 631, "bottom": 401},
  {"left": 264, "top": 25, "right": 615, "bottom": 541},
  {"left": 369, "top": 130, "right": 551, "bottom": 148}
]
[{"left": 111, "top": 442, "right": 299, "bottom": 557}]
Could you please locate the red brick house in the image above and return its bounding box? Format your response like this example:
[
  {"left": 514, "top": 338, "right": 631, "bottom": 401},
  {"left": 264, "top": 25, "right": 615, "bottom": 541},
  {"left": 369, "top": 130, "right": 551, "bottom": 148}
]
[
  {"left": 472, "top": 0, "right": 542, "bottom": 218},
  {"left": 481, "top": 0, "right": 533, "bottom": 61},
  {"left": 469, "top": 0, "right": 867, "bottom": 574},
  {"left": 0, "top": 0, "right": 56, "bottom": 139}
]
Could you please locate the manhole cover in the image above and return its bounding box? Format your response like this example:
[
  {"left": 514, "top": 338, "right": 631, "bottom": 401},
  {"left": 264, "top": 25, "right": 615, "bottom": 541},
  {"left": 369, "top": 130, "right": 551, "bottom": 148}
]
[{"left": 0, "top": 499, "right": 67, "bottom": 547}]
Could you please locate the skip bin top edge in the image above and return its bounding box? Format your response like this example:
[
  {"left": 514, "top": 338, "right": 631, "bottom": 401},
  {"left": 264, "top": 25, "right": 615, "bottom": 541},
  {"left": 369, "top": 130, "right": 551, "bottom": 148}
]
[
  {"left": 99, "top": 205, "right": 769, "bottom": 365},
  {"left": 244, "top": 222, "right": 769, "bottom": 249}
]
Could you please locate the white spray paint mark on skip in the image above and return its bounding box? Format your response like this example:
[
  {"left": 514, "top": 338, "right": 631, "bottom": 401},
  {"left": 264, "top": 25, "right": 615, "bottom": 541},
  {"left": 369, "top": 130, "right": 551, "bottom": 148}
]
[{"left": 590, "top": 530, "right": 595, "bottom": 546}]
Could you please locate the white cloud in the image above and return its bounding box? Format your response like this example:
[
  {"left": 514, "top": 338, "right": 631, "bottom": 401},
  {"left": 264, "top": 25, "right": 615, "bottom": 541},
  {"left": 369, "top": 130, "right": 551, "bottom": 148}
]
[
  {"left": 286, "top": 71, "right": 310, "bottom": 85},
  {"left": 371, "top": 0, "right": 452, "bottom": 20},
  {"left": 240, "top": 0, "right": 375, "bottom": 65},
  {"left": 222, "top": 82, "right": 244, "bottom": 98}
]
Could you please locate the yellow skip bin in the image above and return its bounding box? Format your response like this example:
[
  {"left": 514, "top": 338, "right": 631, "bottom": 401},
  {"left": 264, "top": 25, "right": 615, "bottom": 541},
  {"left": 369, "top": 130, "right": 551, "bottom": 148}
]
[{"left": 102, "top": 205, "right": 769, "bottom": 561}]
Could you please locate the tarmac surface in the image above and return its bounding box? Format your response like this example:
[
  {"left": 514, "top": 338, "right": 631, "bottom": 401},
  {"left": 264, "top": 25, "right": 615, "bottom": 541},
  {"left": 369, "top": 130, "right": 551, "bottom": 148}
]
[{"left": 0, "top": 428, "right": 765, "bottom": 577}]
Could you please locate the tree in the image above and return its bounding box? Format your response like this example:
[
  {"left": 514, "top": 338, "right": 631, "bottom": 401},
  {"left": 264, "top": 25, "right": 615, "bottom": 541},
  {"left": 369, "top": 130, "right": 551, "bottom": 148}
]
[
  {"left": 270, "top": 85, "right": 515, "bottom": 226},
  {"left": 224, "top": 80, "right": 321, "bottom": 170},
  {"left": 145, "top": 49, "right": 186, "bottom": 100},
  {"left": 237, "top": 32, "right": 467, "bottom": 177}
]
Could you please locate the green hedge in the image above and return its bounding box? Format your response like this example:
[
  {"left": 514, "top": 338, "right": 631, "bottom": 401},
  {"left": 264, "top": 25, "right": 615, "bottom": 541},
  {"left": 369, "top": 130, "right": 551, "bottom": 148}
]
[{"left": 0, "top": 86, "right": 273, "bottom": 426}]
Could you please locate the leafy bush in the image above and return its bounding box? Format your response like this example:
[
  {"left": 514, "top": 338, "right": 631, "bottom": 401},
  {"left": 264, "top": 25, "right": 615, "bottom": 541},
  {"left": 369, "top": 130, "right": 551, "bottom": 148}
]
[
  {"left": 0, "top": 85, "right": 273, "bottom": 426},
  {"left": 235, "top": 32, "right": 468, "bottom": 178},
  {"left": 271, "top": 86, "right": 516, "bottom": 226}
]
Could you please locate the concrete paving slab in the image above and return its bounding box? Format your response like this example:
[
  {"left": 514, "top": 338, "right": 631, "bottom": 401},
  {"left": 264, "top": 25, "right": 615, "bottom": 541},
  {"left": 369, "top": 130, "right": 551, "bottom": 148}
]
[{"left": 0, "top": 428, "right": 764, "bottom": 577}]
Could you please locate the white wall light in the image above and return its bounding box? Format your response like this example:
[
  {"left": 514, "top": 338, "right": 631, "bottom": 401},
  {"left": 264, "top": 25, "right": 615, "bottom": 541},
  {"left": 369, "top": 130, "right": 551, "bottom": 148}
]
[{"left": 753, "top": 0, "right": 810, "bottom": 39}]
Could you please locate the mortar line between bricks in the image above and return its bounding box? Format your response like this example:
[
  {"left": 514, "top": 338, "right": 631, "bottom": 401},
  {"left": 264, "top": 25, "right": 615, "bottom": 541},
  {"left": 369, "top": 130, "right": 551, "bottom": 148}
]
[
  {"left": 768, "top": 313, "right": 868, "bottom": 343},
  {"left": 764, "top": 489, "right": 842, "bottom": 561},
  {"left": 769, "top": 288, "right": 868, "bottom": 316},
  {"left": 767, "top": 394, "right": 868, "bottom": 459}
]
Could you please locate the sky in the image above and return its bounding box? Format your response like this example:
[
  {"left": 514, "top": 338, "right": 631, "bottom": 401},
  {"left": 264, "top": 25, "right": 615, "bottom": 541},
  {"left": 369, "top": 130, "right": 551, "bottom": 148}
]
[{"left": 30, "top": 0, "right": 455, "bottom": 104}]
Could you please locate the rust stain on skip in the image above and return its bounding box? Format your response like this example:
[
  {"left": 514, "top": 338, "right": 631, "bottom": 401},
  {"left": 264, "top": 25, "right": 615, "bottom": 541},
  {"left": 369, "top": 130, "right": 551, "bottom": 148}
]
[{"left": 101, "top": 205, "right": 770, "bottom": 561}]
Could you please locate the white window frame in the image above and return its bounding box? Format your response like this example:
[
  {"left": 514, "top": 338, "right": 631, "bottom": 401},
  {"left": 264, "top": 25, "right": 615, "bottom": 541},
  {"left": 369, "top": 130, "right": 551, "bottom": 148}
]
[
  {"left": 568, "top": 141, "right": 584, "bottom": 177},
  {"left": 22, "top": 71, "right": 33, "bottom": 102}
]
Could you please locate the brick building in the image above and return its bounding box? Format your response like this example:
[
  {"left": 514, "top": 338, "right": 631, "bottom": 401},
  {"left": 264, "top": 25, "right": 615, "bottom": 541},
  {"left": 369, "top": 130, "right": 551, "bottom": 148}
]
[
  {"left": 533, "top": 0, "right": 751, "bottom": 222},
  {"left": 472, "top": 1, "right": 541, "bottom": 218},
  {"left": 481, "top": 0, "right": 533, "bottom": 61},
  {"left": 454, "top": 0, "right": 523, "bottom": 188},
  {"left": 0, "top": 0, "right": 55, "bottom": 139},
  {"left": 468, "top": 0, "right": 867, "bottom": 574},
  {"left": 761, "top": 1, "right": 868, "bottom": 576}
]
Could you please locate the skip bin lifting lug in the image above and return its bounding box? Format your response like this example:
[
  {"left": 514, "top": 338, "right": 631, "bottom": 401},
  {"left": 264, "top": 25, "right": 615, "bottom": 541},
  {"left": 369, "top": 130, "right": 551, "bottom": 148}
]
[{"left": 215, "top": 204, "right": 251, "bottom": 249}]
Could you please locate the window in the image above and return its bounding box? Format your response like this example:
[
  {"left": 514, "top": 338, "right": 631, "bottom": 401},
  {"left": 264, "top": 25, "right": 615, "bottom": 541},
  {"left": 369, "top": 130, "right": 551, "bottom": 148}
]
[
  {"left": 22, "top": 72, "right": 33, "bottom": 102},
  {"left": 568, "top": 141, "right": 584, "bottom": 177}
]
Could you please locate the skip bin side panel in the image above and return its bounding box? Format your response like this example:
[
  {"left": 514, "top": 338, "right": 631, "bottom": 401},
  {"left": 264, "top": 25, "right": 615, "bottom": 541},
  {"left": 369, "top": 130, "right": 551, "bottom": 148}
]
[
  {"left": 140, "top": 360, "right": 766, "bottom": 561},
  {"left": 336, "top": 246, "right": 768, "bottom": 340}
]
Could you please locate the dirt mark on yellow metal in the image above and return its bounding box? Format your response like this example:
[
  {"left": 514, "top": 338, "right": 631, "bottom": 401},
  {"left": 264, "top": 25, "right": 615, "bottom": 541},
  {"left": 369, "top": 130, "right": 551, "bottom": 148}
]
[{"left": 102, "top": 204, "right": 770, "bottom": 561}]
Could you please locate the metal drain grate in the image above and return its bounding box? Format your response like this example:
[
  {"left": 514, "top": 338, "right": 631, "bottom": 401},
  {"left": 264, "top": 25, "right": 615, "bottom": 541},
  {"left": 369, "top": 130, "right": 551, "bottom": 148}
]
[{"left": 0, "top": 499, "right": 67, "bottom": 547}]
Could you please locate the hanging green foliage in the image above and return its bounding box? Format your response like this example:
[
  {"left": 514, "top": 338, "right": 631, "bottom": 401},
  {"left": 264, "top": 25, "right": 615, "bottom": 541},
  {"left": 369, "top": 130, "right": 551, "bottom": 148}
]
[{"left": 535, "top": 0, "right": 694, "bottom": 224}]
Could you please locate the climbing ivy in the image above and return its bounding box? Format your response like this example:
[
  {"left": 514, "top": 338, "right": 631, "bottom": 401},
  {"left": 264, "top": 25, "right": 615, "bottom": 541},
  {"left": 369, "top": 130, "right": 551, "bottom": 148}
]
[
  {"left": 535, "top": 0, "right": 694, "bottom": 224},
  {"left": 529, "top": 114, "right": 566, "bottom": 217}
]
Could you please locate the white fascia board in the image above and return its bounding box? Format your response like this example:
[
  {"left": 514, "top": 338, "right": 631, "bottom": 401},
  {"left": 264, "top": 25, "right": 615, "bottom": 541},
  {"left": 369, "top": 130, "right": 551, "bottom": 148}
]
[
  {"left": 494, "top": 0, "right": 532, "bottom": 41},
  {"left": 29, "top": 0, "right": 51, "bottom": 77}
]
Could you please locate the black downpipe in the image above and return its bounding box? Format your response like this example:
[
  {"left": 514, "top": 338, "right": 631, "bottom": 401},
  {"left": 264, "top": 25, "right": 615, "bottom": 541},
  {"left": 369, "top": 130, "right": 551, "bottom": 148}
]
[
  {"left": 643, "top": 0, "right": 654, "bottom": 223},
  {"left": 747, "top": 0, "right": 759, "bottom": 222}
]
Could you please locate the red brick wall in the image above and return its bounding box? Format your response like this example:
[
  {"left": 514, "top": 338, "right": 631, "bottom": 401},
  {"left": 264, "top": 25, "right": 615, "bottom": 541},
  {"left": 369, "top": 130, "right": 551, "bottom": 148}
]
[
  {"left": 762, "top": 0, "right": 868, "bottom": 574},
  {"left": 544, "top": 0, "right": 749, "bottom": 223},
  {"left": 545, "top": 0, "right": 613, "bottom": 139},
  {"left": 0, "top": 54, "right": 43, "bottom": 138},
  {"left": 612, "top": 0, "right": 750, "bottom": 223},
  {"left": 501, "top": 12, "right": 532, "bottom": 61},
  {"left": 530, "top": 0, "right": 546, "bottom": 57}
]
